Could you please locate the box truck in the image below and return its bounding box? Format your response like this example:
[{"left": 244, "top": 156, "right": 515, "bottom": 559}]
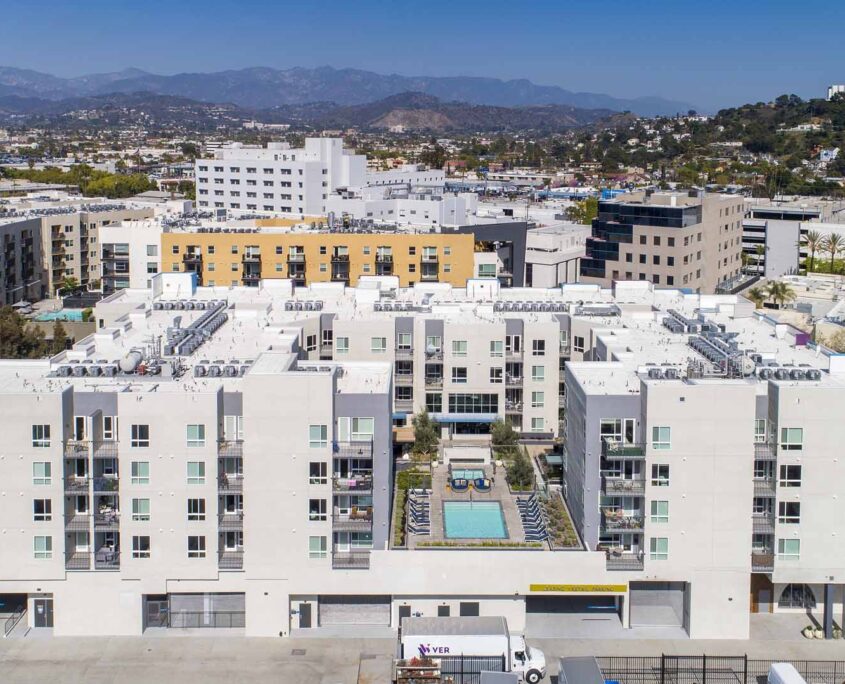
[
  {"left": 768, "top": 663, "right": 808, "bottom": 684},
  {"left": 398, "top": 616, "right": 546, "bottom": 683}
]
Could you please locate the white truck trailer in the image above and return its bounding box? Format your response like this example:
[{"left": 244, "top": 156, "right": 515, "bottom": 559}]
[{"left": 398, "top": 616, "right": 546, "bottom": 683}]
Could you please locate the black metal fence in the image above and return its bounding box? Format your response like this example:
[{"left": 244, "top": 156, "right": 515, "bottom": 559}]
[
  {"left": 597, "top": 656, "right": 845, "bottom": 684},
  {"left": 439, "top": 655, "right": 507, "bottom": 684}
]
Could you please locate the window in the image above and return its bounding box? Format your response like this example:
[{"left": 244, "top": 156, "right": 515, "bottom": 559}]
[
  {"left": 187, "top": 461, "right": 205, "bottom": 484},
  {"left": 448, "top": 393, "right": 498, "bottom": 414},
  {"left": 489, "top": 340, "right": 503, "bottom": 358},
  {"left": 452, "top": 340, "right": 467, "bottom": 357},
  {"left": 650, "top": 500, "right": 669, "bottom": 523},
  {"left": 460, "top": 602, "right": 480, "bottom": 617},
  {"left": 651, "top": 464, "right": 669, "bottom": 487},
  {"left": 309, "top": 425, "right": 328, "bottom": 448},
  {"left": 33, "top": 535, "right": 52, "bottom": 559},
  {"left": 103, "top": 416, "right": 116, "bottom": 440},
  {"left": 309, "top": 498, "right": 327, "bottom": 521},
  {"left": 450, "top": 367, "right": 468, "bottom": 384},
  {"left": 573, "top": 336, "right": 585, "bottom": 353},
  {"left": 489, "top": 367, "right": 503, "bottom": 384},
  {"left": 188, "top": 536, "right": 206, "bottom": 558},
  {"left": 531, "top": 417, "right": 544, "bottom": 432},
  {"left": 397, "top": 333, "right": 412, "bottom": 351},
  {"left": 130, "top": 535, "right": 150, "bottom": 559},
  {"left": 32, "top": 462, "right": 51, "bottom": 485},
  {"left": 371, "top": 337, "right": 387, "bottom": 353},
  {"left": 131, "top": 461, "right": 150, "bottom": 484},
  {"left": 426, "top": 336, "right": 442, "bottom": 353},
  {"left": 309, "top": 535, "right": 328, "bottom": 559},
  {"left": 531, "top": 365, "right": 544, "bottom": 382},
  {"left": 336, "top": 336, "right": 349, "bottom": 354},
  {"left": 309, "top": 462, "right": 327, "bottom": 485},
  {"left": 754, "top": 419, "right": 767, "bottom": 443},
  {"left": 531, "top": 391, "right": 544, "bottom": 408},
  {"left": 779, "top": 464, "right": 802, "bottom": 487},
  {"left": 33, "top": 499, "right": 52, "bottom": 521},
  {"left": 188, "top": 498, "right": 206, "bottom": 521},
  {"left": 779, "top": 427, "right": 803, "bottom": 451},
  {"left": 649, "top": 537, "right": 668, "bottom": 560},
  {"left": 532, "top": 340, "right": 546, "bottom": 356},
  {"left": 651, "top": 426, "right": 671, "bottom": 450},
  {"left": 778, "top": 583, "right": 816, "bottom": 609},
  {"left": 778, "top": 501, "right": 800, "bottom": 524},
  {"left": 186, "top": 424, "right": 206, "bottom": 448},
  {"left": 131, "top": 424, "right": 150, "bottom": 447},
  {"left": 31, "top": 424, "right": 51, "bottom": 447},
  {"left": 777, "top": 538, "right": 800, "bottom": 560},
  {"left": 132, "top": 498, "right": 150, "bottom": 521}
]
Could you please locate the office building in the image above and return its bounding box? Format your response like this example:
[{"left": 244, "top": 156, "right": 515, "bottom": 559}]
[
  {"left": 580, "top": 190, "right": 745, "bottom": 293},
  {"left": 2, "top": 275, "right": 844, "bottom": 640}
]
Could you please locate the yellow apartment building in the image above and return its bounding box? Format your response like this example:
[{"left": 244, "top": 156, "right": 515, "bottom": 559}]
[{"left": 161, "top": 229, "right": 477, "bottom": 288}]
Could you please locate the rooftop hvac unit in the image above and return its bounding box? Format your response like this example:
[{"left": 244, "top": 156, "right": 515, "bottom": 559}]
[
  {"left": 294, "top": 302, "right": 303, "bottom": 311},
  {"left": 153, "top": 302, "right": 164, "bottom": 310},
  {"left": 775, "top": 368, "right": 790, "bottom": 380},
  {"left": 305, "top": 302, "right": 314, "bottom": 311},
  {"left": 207, "top": 365, "right": 221, "bottom": 377},
  {"left": 239, "top": 365, "right": 249, "bottom": 376},
  {"left": 184, "top": 301, "right": 195, "bottom": 310},
  {"left": 504, "top": 302, "right": 514, "bottom": 311},
  {"left": 87, "top": 365, "right": 102, "bottom": 377},
  {"left": 648, "top": 368, "right": 664, "bottom": 379},
  {"left": 72, "top": 365, "right": 87, "bottom": 377},
  {"left": 383, "top": 302, "right": 393, "bottom": 311},
  {"left": 175, "top": 301, "right": 185, "bottom": 310},
  {"left": 790, "top": 369, "right": 806, "bottom": 380},
  {"left": 223, "top": 365, "right": 238, "bottom": 377},
  {"left": 494, "top": 302, "right": 504, "bottom": 312},
  {"left": 164, "top": 301, "right": 175, "bottom": 310},
  {"left": 102, "top": 364, "right": 117, "bottom": 377},
  {"left": 807, "top": 369, "right": 822, "bottom": 381},
  {"left": 57, "top": 365, "right": 72, "bottom": 377},
  {"left": 285, "top": 302, "right": 294, "bottom": 311},
  {"left": 665, "top": 368, "right": 680, "bottom": 379},
  {"left": 319, "top": 366, "right": 332, "bottom": 372},
  {"left": 373, "top": 302, "right": 382, "bottom": 311}
]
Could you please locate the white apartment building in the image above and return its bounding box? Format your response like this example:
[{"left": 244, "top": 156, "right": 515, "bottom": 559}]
[
  {"left": 1, "top": 275, "right": 844, "bottom": 640},
  {"left": 195, "top": 138, "right": 367, "bottom": 216},
  {"left": 326, "top": 186, "right": 478, "bottom": 228},
  {"left": 525, "top": 223, "right": 589, "bottom": 287},
  {"left": 99, "top": 219, "right": 166, "bottom": 292}
]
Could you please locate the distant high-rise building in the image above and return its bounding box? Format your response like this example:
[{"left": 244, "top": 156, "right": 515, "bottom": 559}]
[{"left": 827, "top": 85, "right": 845, "bottom": 101}]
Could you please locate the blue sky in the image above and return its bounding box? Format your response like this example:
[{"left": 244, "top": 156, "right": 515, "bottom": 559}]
[{"left": 1, "top": 0, "right": 841, "bottom": 111}]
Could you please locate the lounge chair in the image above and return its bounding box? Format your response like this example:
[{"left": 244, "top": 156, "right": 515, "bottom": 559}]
[
  {"left": 451, "top": 478, "right": 469, "bottom": 492},
  {"left": 474, "top": 478, "right": 491, "bottom": 492}
]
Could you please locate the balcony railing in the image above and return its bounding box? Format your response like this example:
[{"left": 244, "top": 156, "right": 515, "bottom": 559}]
[
  {"left": 331, "top": 253, "right": 350, "bottom": 262},
  {"left": 751, "top": 552, "right": 774, "bottom": 572},
  {"left": 218, "top": 440, "right": 244, "bottom": 458},
  {"left": 754, "top": 442, "right": 775, "bottom": 461},
  {"left": 606, "top": 552, "right": 644, "bottom": 571},
  {"left": 395, "top": 373, "right": 414, "bottom": 386},
  {"left": 424, "top": 376, "right": 443, "bottom": 388},
  {"left": 752, "top": 513, "right": 775, "bottom": 534},
  {"left": 602, "top": 475, "right": 646, "bottom": 496},
  {"left": 421, "top": 254, "right": 439, "bottom": 263},
  {"left": 287, "top": 252, "right": 306, "bottom": 263},
  {"left": 601, "top": 439, "right": 645, "bottom": 459},
  {"left": 505, "top": 349, "right": 523, "bottom": 358},
  {"left": 65, "top": 551, "right": 91, "bottom": 571},
  {"left": 505, "top": 401, "right": 523, "bottom": 414},
  {"left": 218, "top": 512, "right": 244, "bottom": 530},
  {"left": 65, "top": 440, "right": 90, "bottom": 457},
  {"left": 93, "top": 441, "right": 118, "bottom": 459},
  {"left": 332, "top": 474, "right": 374, "bottom": 493},
  {"left": 375, "top": 254, "right": 393, "bottom": 263},
  {"left": 753, "top": 478, "right": 776, "bottom": 496},
  {"left": 218, "top": 474, "right": 244, "bottom": 492},
  {"left": 333, "top": 510, "right": 373, "bottom": 531},
  {"left": 65, "top": 514, "right": 91, "bottom": 531},
  {"left": 218, "top": 549, "right": 244, "bottom": 570},
  {"left": 395, "top": 398, "right": 414, "bottom": 412},
  {"left": 242, "top": 253, "right": 261, "bottom": 263},
  {"left": 64, "top": 475, "right": 90, "bottom": 494},
  {"left": 334, "top": 440, "right": 373, "bottom": 459},
  {"left": 395, "top": 348, "right": 414, "bottom": 359},
  {"left": 505, "top": 375, "right": 523, "bottom": 386},
  {"left": 94, "top": 512, "right": 120, "bottom": 529},
  {"left": 332, "top": 549, "right": 371, "bottom": 569},
  {"left": 601, "top": 510, "right": 644, "bottom": 531},
  {"left": 94, "top": 549, "right": 120, "bottom": 570},
  {"left": 93, "top": 476, "right": 119, "bottom": 492},
  {"left": 425, "top": 350, "right": 443, "bottom": 361}
]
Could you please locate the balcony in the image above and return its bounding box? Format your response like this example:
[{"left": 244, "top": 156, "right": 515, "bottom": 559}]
[
  {"left": 425, "top": 350, "right": 443, "bottom": 362},
  {"left": 242, "top": 272, "right": 261, "bottom": 284},
  {"left": 425, "top": 376, "right": 443, "bottom": 389},
  {"left": 93, "top": 441, "right": 118, "bottom": 459},
  {"left": 395, "top": 348, "right": 414, "bottom": 360},
  {"left": 93, "top": 476, "right": 119, "bottom": 493},
  {"left": 287, "top": 252, "right": 306, "bottom": 263},
  {"left": 753, "top": 478, "right": 776, "bottom": 497},
  {"left": 218, "top": 474, "right": 244, "bottom": 492},
  {"left": 602, "top": 509, "right": 644, "bottom": 531},
  {"left": 242, "top": 252, "right": 261, "bottom": 263},
  {"left": 505, "top": 349, "right": 523, "bottom": 359},
  {"left": 65, "top": 514, "right": 91, "bottom": 531},
  {"left": 331, "top": 270, "right": 350, "bottom": 283},
  {"left": 218, "top": 549, "right": 244, "bottom": 570},
  {"left": 94, "top": 549, "right": 120, "bottom": 570},
  {"left": 375, "top": 253, "right": 393, "bottom": 264},
  {"left": 752, "top": 552, "right": 775, "bottom": 572},
  {"left": 394, "top": 398, "right": 414, "bottom": 413},
  {"left": 334, "top": 441, "right": 374, "bottom": 462},
  {"left": 606, "top": 552, "right": 644, "bottom": 571},
  {"left": 332, "top": 550, "right": 371, "bottom": 569},
  {"left": 218, "top": 512, "right": 244, "bottom": 530},
  {"left": 421, "top": 254, "right": 439, "bottom": 263},
  {"left": 332, "top": 474, "right": 373, "bottom": 494},
  {"left": 601, "top": 439, "right": 645, "bottom": 459},
  {"left": 752, "top": 512, "right": 775, "bottom": 534},
  {"left": 420, "top": 268, "right": 439, "bottom": 282},
  {"left": 330, "top": 253, "right": 350, "bottom": 263},
  {"left": 94, "top": 511, "right": 120, "bottom": 530},
  {"left": 395, "top": 373, "right": 414, "bottom": 386},
  {"left": 754, "top": 442, "right": 775, "bottom": 461},
  {"left": 65, "top": 440, "right": 90, "bottom": 458},
  {"left": 218, "top": 440, "right": 244, "bottom": 458},
  {"left": 505, "top": 374, "right": 523, "bottom": 386},
  {"left": 64, "top": 475, "right": 90, "bottom": 494},
  {"left": 65, "top": 551, "right": 91, "bottom": 571},
  {"left": 333, "top": 509, "right": 373, "bottom": 532},
  {"left": 505, "top": 401, "right": 523, "bottom": 415},
  {"left": 601, "top": 475, "right": 646, "bottom": 496},
  {"left": 182, "top": 252, "right": 203, "bottom": 265}
]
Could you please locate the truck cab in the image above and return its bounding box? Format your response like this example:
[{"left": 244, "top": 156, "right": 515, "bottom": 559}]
[{"left": 511, "top": 634, "right": 546, "bottom": 683}]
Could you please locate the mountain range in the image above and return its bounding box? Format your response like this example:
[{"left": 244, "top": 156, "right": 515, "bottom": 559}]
[{"left": 0, "top": 65, "right": 692, "bottom": 116}]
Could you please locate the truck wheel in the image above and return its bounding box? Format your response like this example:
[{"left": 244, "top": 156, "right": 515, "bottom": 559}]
[{"left": 525, "top": 669, "right": 542, "bottom": 683}]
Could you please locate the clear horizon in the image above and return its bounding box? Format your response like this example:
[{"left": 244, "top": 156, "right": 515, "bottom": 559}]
[{"left": 1, "top": 0, "right": 842, "bottom": 111}]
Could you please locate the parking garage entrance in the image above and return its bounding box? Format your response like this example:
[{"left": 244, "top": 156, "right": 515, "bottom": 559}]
[{"left": 525, "top": 592, "right": 624, "bottom": 638}]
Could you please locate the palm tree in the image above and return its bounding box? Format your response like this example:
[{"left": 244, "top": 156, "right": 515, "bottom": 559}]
[
  {"left": 822, "top": 233, "right": 845, "bottom": 274},
  {"left": 766, "top": 281, "right": 796, "bottom": 309},
  {"left": 803, "top": 230, "right": 823, "bottom": 273},
  {"left": 755, "top": 244, "right": 765, "bottom": 274},
  {"left": 746, "top": 286, "right": 766, "bottom": 308}
]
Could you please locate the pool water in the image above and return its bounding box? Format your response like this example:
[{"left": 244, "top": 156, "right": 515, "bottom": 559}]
[
  {"left": 443, "top": 501, "right": 507, "bottom": 539},
  {"left": 451, "top": 468, "right": 485, "bottom": 480},
  {"left": 35, "top": 310, "right": 84, "bottom": 322}
]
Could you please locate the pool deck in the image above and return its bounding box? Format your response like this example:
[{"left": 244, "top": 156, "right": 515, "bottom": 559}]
[{"left": 408, "top": 463, "right": 527, "bottom": 549}]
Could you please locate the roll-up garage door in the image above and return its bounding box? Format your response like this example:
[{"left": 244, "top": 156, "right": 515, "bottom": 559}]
[
  {"left": 318, "top": 595, "right": 391, "bottom": 626},
  {"left": 629, "top": 582, "right": 686, "bottom": 627}
]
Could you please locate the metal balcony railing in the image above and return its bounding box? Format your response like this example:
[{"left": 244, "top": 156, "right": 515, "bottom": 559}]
[
  {"left": 94, "top": 549, "right": 120, "bottom": 570},
  {"left": 65, "top": 551, "right": 91, "bottom": 571},
  {"left": 751, "top": 552, "right": 774, "bottom": 572},
  {"left": 64, "top": 514, "right": 91, "bottom": 531},
  {"left": 752, "top": 513, "right": 775, "bottom": 534},
  {"left": 753, "top": 478, "right": 776, "bottom": 496},
  {"left": 65, "top": 440, "right": 90, "bottom": 457},
  {"left": 395, "top": 373, "right": 414, "bottom": 386},
  {"left": 601, "top": 510, "right": 645, "bottom": 531},
  {"left": 332, "top": 474, "right": 373, "bottom": 493},
  {"left": 64, "top": 475, "right": 90, "bottom": 494},
  {"left": 92, "top": 441, "right": 118, "bottom": 459},
  {"left": 334, "top": 441, "right": 373, "bottom": 459},
  {"left": 94, "top": 512, "right": 120, "bottom": 529},
  {"left": 218, "top": 512, "right": 244, "bottom": 530},
  {"left": 332, "top": 549, "right": 371, "bottom": 569},
  {"left": 601, "top": 438, "right": 645, "bottom": 459},
  {"left": 602, "top": 475, "right": 646, "bottom": 496},
  {"left": 606, "top": 552, "right": 644, "bottom": 571},
  {"left": 754, "top": 442, "right": 775, "bottom": 460},
  {"left": 92, "top": 476, "right": 119, "bottom": 492},
  {"left": 218, "top": 474, "right": 243, "bottom": 492},
  {"left": 218, "top": 440, "right": 244, "bottom": 458},
  {"left": 333, "top": 510, "right": 373, "bottom": 531},
  {"left": 218, "top": 549, "right": 244, "bottom": 570},
  {"left": 286, "top": 252, "right": 306, "bottom": 263},
  {"left": 424, "top": 376, "right": 443, "bottom": 388}
]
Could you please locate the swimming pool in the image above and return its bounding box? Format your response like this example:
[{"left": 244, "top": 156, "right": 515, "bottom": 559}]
[
  {"left": 451, "top": 468, "right": 485, "bottom": 481},
  {"left": 443, "top": 501, "right": 507, "bottom": 539},
  {"left": 35, "top": 310, "right": 84, "bottom": 322}
]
